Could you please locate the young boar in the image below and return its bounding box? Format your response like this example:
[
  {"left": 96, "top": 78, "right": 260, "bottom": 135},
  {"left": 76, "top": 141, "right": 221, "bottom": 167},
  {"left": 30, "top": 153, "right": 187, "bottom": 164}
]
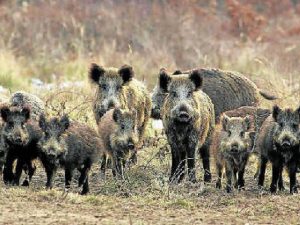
[
  {"left": 255, "top": 105, "right": 300, "bottom": 194},
  {"left": 160, "top": 69, "right": 215, "bottom": 183},
  {"left": 38, "top": 115, "right": 103, "bottom": 195},
  {"left": 98, "top": 108, "right": 139, "bottom": 179},
  {"left": 213, "top": 115, "right": 255, "bottom": 193},
  {"left": 151, "top": 68, "right": 276, "bottom": 121},
  {"left": 0, "top": 105, "right": 41, "bottom": 185}
]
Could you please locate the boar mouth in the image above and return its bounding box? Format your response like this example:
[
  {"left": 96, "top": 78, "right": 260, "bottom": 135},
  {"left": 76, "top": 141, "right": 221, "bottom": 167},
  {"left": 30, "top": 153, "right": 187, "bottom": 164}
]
[{"left": 176, "top": 112, "right": 191, "bottom": 122}]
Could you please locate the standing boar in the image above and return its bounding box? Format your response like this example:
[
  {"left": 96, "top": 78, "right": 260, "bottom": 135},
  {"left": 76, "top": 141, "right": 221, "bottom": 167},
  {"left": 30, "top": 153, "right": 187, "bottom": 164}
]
[
  {"left": 89, "top": 64, "right": 151, "bottom": 147},
  {"left": 151, "top": 68, "right": 276, "bottom": 121},
  {"left": 98, "top": 108, "right": 139, "bottom": 179},
  {"left": 0, "top": 105, "right": 42, "bottom": 186},
  {"left": 38, "top": 115, "right": 103, "bottom": 195},
  {"left": 212, "top": 115, "right": 255, "bottom": 193},
  {"left": 160, "top": 69, "right": 215, "bottom": 183},
  {"left": 255, "top": 105, "right": 300, "bottom": 194}
]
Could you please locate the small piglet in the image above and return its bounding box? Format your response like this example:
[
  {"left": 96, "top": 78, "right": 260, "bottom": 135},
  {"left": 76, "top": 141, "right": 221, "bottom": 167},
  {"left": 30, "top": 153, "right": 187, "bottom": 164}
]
[
  {"left": 38, "top": 115, "right": 103, "bottom": 195},
  {"left": 98, "top": 108, "right": 138, "bottom": 179},
  {"left": 212, "top": 115, "right": 255, "bottom": 193}
]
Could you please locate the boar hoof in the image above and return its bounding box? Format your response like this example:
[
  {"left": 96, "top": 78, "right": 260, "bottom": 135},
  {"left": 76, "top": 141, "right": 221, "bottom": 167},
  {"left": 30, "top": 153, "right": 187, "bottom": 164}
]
[
  {"left": 21, "top": 180, "right": 29, "bottom": 187},
  {"left": 270, "top": 185, "right": 277, "bottom": 194},
  {"left": 204, "top": 172, "right": 212, "bottom": 183},
  {"left": 226, "top": 185, "right": 232, "bottom": 193}
]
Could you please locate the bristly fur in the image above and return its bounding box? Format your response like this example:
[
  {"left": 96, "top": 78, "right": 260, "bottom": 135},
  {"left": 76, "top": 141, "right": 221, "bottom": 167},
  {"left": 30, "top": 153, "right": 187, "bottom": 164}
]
[
  {"left": 151, "top": 68, "right": 276, "bottom": 121},
  {"left": 255, "top": 106, "right": 300, "bottom": 194}
]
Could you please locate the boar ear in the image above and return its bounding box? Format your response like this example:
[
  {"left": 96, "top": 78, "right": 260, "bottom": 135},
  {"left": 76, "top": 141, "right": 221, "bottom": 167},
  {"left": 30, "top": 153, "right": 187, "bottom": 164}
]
[
  {"left": 60, "top": 115, "right": 70, "bottom": 131},
  {"left": 21, "top": 106, "right": 31, "bottom": 121},
  {"left": 272, "top": 105, "right": 281, "bottom": 121},
  {"left": 0, "top": 105, "right": 10, "bottom": 122},
  {"left": 113, "top": 108, "right": 122, "bottom": 122},
  {"left": 159, "top": 69, "right": 171, "bottom": 93},
  {"left": 39, "top": 114, "right": 47, "bottom": 131},
  {"left": 172, "top": 70, "right": 182, "bottom": 75},
  {"left": 189, "top": 70, "right": 203, "bottom": 90},
  {"left": 222, "top": 114, "right": 230, "bottom": 131},
  {"left": 244, "top": 116, "right": 251, "bottom": 131},
  {"left": 89, "top": 63, "right": 105, "bottom": 84},
  {"left": 118, "top": 65, "right": 134, "bottom": 84}
]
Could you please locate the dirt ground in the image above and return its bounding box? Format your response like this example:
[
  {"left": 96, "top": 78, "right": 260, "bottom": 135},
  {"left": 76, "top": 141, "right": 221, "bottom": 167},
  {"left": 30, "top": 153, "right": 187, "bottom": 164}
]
[{"left": 0, "top": 145, "right": 300, "bottom": 225}]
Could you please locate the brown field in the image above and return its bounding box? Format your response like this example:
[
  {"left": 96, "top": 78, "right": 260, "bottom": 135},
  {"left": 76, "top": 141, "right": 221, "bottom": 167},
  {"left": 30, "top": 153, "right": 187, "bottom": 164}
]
[{"left": 0, "top": 0, "right": 300, "bottom": 224}]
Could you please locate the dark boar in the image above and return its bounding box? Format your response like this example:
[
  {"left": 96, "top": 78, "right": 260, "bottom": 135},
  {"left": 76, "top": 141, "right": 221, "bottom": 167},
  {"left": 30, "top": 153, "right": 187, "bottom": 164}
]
[
  {"left": 0, "top": 105, "right": 41, "bottom": 185},
  {"left": 38, "top": 115, "right": 103, "bottom": 195},
  {"left": 151, "top": 68, "right": 276, "bottom": 121},
  {"left": 98, "top": 108, "right": 139, "bottom": 179},
  {"left": 212, "top": 115, "right": 255, "bottom": 193},
  {"left": 255, "top": 105, "right": 300, "bottom": 194},
  {"left": 160, "top": 69, "right": 215, "bottom": 183}
]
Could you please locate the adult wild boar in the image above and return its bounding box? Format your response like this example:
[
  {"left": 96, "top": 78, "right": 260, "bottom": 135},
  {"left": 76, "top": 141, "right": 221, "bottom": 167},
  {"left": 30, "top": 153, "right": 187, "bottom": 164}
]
[
  {"left": 255, "top": 105, "right": 300, "bottom": 194},
  {"left": 89, "top": 64, "right": 151, "bottom": 163},
  {"left": 38, "top": 115, "right": 103, "bottom": 194},
  {"left": 151, "top": 68, "right": 276, "bottom": 121},
  {"left": 160, "top": 69, "right": 215, "bottom": 183}
]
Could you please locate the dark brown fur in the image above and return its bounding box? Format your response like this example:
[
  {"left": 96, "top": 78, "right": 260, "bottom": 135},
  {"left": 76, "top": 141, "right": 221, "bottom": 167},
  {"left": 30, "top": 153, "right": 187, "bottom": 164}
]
[
  {"left": 255, "top": 106, "right": 300, "bottom": 194},
  {"left": 38, "top": 115, "right": 104, "bottom": 194}
]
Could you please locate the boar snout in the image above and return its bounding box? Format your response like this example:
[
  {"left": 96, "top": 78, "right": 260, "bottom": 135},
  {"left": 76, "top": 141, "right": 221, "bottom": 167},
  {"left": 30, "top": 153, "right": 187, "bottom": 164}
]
[{"left": 151, "top": 107, "right": 161, "bottom": 120}]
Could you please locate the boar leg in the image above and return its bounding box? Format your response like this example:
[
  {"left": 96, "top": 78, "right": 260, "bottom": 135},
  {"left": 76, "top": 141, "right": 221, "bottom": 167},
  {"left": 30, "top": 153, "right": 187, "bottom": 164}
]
[
  {"left": 270, "top": 162, "right": 281, "bottom": 193},
  {"left": 169, "top": 147, "right": 180, "bottom": 183},
  {"left": 258, "top": 156, "right": 268, "bottom": 187},
  {"left": 3, "top": 153, "right": 15, "bottom": 184},
  {"left": 81, "top": 174, "right": 89, "bottom": 195},
  {"left": 14, "top": 159, "right": 24, "bottom": 186},
  {"left": 65, "top": 166, "right": 74, "bottom": 191},
  {"left": 22, "top": 160, "right": 36, "bottom": 186},
  {"left": 175, "top": 151, "right": 186, "bottom": 183},
  {"left": 45, "top": 165, "right": 56, "bottom": 189},
  {"left": 199, "top": 146, "right": 211, "bottom": 182},
  {"left": 288, "top": 161, "right": 298, "bottom": 194},
  {"left": 187, "top": 148, "right": 196, "bottom": 183},
  {"left": 113, "top": 156, "right": 124, "bottom": 179},
  {"left": 216, "top": 163, "right": 223, "bottom": 189},
  {"left": 278, "top": 166, "right": 285, "bottom": 191},
  {"left": 225, "top": 163, "right": 233, "bottom": 193},
  {"left": 100, "top": 154, "right": 107, "bottom": 178},
  {"left": 233, "top": 168, "right": 238, "bottom": 189},
  {"left": 79, "top": 165, "right": 90, "bottom": 195},
  {"left": 238, "top": 163, "right": 246, "bottom": 189}
]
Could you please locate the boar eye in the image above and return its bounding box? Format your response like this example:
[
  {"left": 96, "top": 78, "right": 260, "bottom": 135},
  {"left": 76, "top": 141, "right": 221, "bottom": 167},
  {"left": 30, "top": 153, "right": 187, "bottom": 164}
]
[
  {"left": 227, "top": 130, "right": 232, "bottom": 137},
  {"left": 240, "top": 131, "right": 245, "bottom": 138},
  {"left": 279, "top": 122, "right": 284, "bottom": 128},
  {"left": 121, "top": 124, "right": 125, "bottom": 130},
  {"left": 171, "top": 91, "right": 177, "bottom": 98},
  {"left": 116, "top": 86, "right": 122, "bottom": 91},
  {"left": 187, "top": 91, "right": 192, "bottom": 98},
  {"left": 8, "top": 122, "right": 14, "bottom": 128},
  {"left": 101, "top": 84, "right": 107, "bottom": 91}
]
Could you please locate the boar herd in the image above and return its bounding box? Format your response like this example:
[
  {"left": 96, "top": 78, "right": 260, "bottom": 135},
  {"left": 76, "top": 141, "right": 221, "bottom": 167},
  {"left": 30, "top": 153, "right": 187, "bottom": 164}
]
[{"left": 0, "top": 65, "right": 299, "bottom": 196}]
